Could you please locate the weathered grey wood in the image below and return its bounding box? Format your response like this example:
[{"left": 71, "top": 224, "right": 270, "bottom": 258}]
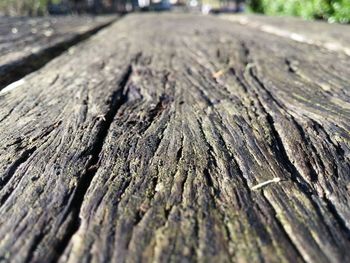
[
  {"left": 0, "top": 13, "right": 349, "bottom": 263},
  {"left": 220, "top": 14, "right": 350, "bottom": 56},
  {"left": 0, "top": 15, "right": 117, "bottom": 90}
]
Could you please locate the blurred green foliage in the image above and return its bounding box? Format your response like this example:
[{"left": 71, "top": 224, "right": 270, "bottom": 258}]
[
  {"left": 0, "top": 0, "right": 60, "bottom": 16},
  {"left": 248, "top": 0, "right": 350, "bottom": 23}
]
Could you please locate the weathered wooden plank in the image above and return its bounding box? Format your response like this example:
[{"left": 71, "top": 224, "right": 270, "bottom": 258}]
[
  {"left": 0, "top": 15, "right": 116, "bottom": 90},
  {"left": 0, "top": 13, "right": 350, "bottom": 263},
  {"left": 0, "top": 20, "right": 134, "bottom": 262},
  {"left": 220, "top": 14, "right": 350, "bottom": 56}
]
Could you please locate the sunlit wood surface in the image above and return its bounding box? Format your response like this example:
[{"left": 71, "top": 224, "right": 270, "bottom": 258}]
[{"left": 0, "top": 13, "right": 349, "bottom": 263}]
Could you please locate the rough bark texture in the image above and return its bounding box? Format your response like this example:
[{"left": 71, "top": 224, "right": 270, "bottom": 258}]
[
  {"left": 0, "top": 13, "right": 349, "bottom": 263},
  {"left": 0, "top": 15, "right": 117, "bottom": 90}
]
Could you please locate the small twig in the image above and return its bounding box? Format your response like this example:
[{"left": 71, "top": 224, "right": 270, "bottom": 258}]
[
  {"left": 96, "top": 114, "right": 106, "bottom": 122},
  {"left": 212, "top": 69, "right": 227, "bottom": 79},
  {"left": 212, "top": 63, "right": 235, "bottom": 79},
  {"left": 251, "top": 177, "right": 282, "bottom": 191}
]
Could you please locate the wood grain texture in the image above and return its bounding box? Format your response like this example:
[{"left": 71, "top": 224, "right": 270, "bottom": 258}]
[
  {"left": 0, "top": 15, "right": 117, "bottom": 90},
  {"left": 0, "top": 13, "right": 349, "bottom": 263},
  {"left": 220, "top": 14, "right": 350, "bottom": 56}
]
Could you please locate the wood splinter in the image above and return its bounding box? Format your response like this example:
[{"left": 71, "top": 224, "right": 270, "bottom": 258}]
[{"left": 251, "top": 177, "right": 282, "bottom": 190}]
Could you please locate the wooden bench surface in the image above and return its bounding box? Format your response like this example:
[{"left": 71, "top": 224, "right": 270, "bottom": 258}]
[
  {"left": 0, "top": 15, "right": 116, "bottom": 90},
  {"left": 220, "top": 14, "right": 350, "bottom": 55},
  {"left": 0, "top": 13, "right": 349, "bottom": 263}
]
